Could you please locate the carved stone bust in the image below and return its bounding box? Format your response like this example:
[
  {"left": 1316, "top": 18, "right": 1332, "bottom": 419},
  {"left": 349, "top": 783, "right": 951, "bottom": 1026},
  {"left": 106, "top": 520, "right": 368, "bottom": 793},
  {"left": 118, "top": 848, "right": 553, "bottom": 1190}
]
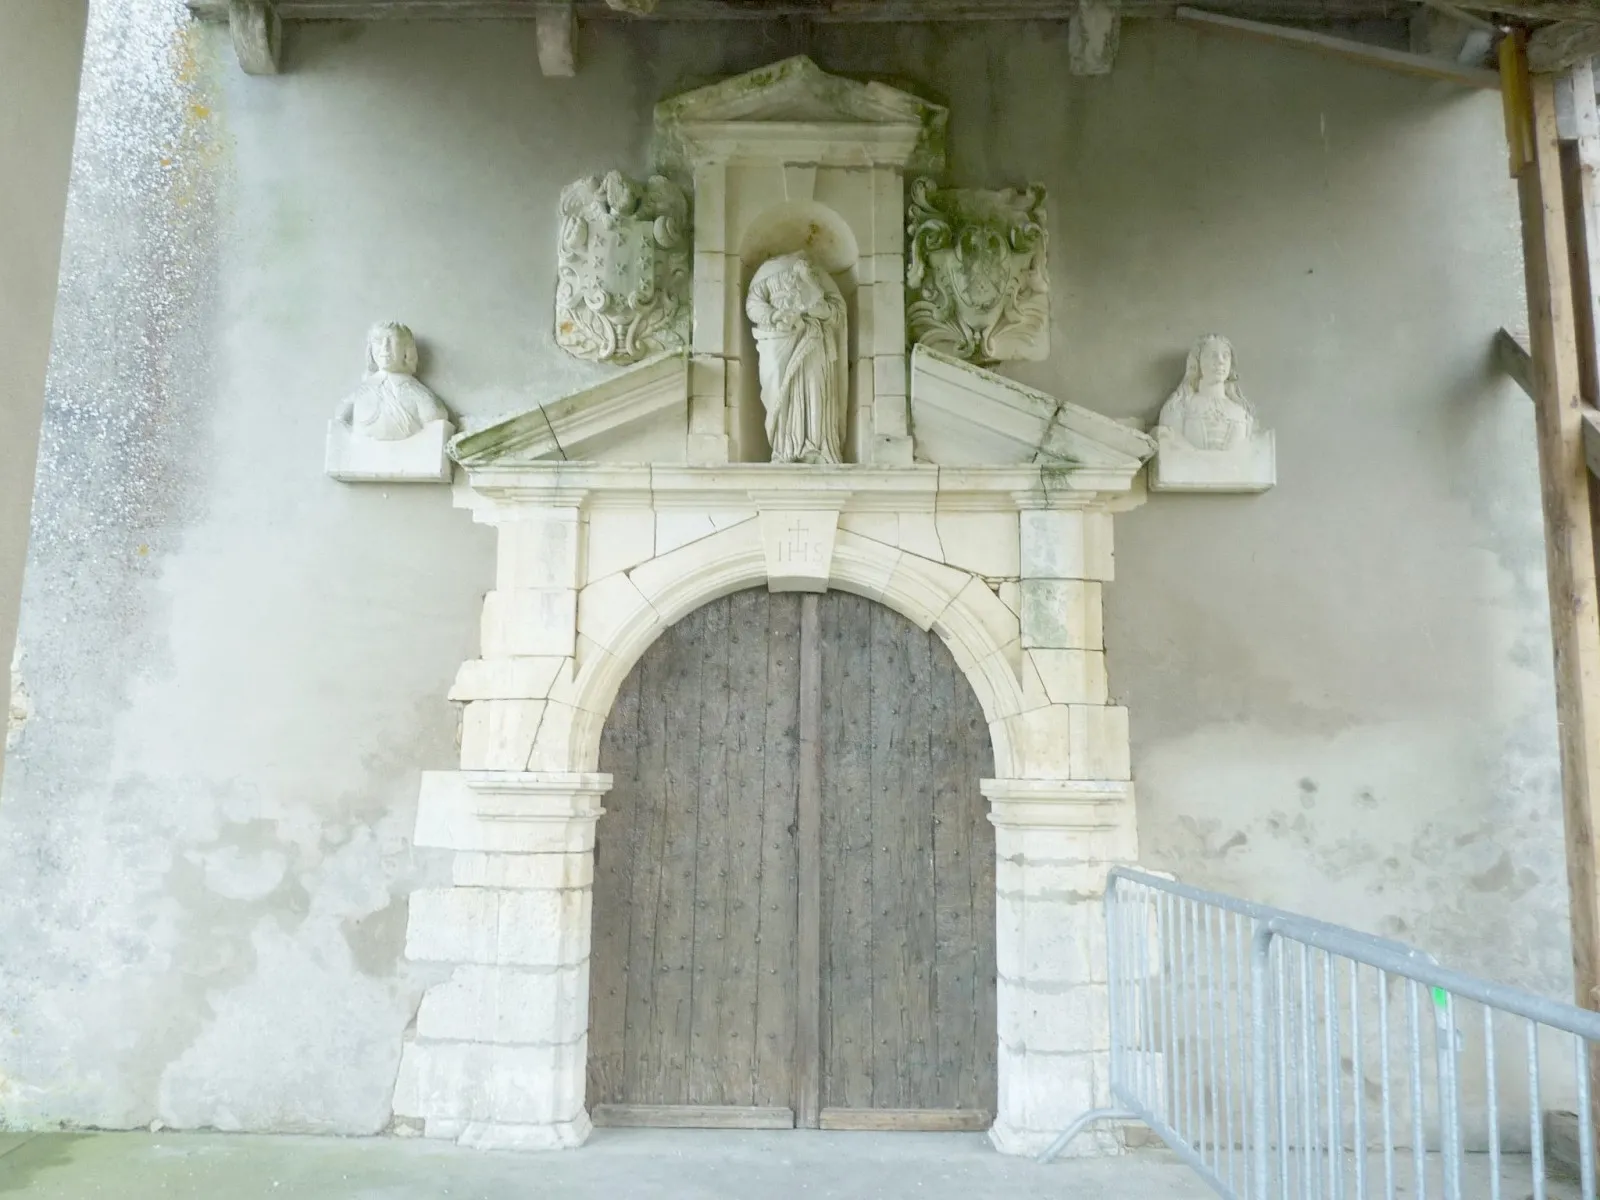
[
  {"left": 325, "top": 323, "right": 453, "bottom": 483},
  {"left": 335, "top": 323, "right": 451, "bottom": 441},
  {"left": 1157, "top": 335, "right": 1255, "bottom": 450},
  {"left": 1151, "top": 334, "right": 1276, "bottom": 493}
]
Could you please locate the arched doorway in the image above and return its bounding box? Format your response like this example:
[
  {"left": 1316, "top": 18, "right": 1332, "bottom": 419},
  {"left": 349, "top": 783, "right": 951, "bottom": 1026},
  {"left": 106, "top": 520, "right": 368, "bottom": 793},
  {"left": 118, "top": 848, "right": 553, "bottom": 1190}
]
[{"left": 587, "top": 588, "right": 997, "bottom": 1130}]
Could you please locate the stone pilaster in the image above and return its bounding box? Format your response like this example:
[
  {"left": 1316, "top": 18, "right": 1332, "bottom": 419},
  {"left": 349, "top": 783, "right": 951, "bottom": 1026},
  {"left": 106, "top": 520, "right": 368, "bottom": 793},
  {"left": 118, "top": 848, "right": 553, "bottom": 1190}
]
[
  {"left": 452, "top": 507, "right": 584, "bottom": 772},
  {"left": 867, "top": 165, "right": 913, "bottom": 466},
  {"left": 395, "top": 770, "right": 610, "bottom": 1150},
  {"left": 984, "top": 778, "right": 1137, "bottom": 1158},
  {"left": 992, "top": 505, "right": 1131, "bottom": 781}
]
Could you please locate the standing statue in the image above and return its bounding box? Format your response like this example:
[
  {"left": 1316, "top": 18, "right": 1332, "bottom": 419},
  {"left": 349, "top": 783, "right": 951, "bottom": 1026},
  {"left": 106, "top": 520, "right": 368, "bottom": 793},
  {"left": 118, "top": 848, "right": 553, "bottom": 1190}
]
[
  {"left": 746, "top": 251, "right": 849, "bottom": 465},
  {"left": 1157, "top": 334, "right": 1255, "bottom": 451},
  {"left": 335, "top": 323, "right": 451, "bottom": 441}
]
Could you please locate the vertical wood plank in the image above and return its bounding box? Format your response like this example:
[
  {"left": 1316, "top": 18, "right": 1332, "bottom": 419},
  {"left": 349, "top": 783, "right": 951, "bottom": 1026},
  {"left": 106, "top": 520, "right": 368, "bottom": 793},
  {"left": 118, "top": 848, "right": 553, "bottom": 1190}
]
[
  {"left": 653, "top": 603, "right": 705, "bottom": 1104},
  {"left": 1563, "top": 137, "right": 1599, "bottom": 408},
  {"left": 869, "top": 600, "right": 913, "bottom": 1107},
  {"left": 589, "top": 655, "right": 643, "bottom": 1105},
  {"left": 1562, "top": 61, "right": 1600, "bottom": 410},
  {"left": 721, "top": 588, "right": 768, "bottom": 1107},
  {"left": 898, "top": 606, "right": 938, "bottom": 1106},
  {"left": 622, "top": 605, "right": 674, "bottom": 1105},
  {"left": 930, "top": 637, "right": 974, "bottom": 1111},
  {"left": 821, "top": 591, "right": 876, "bottom": 1110},
  {"left": 1518, "top": 60, "right": 1600, "bottom": 1026},
  {"left": 945, "top": 639, "right": 998, "bottom": 1111},
  {"left": 688, "top": 597, "right": 733, "bottom": 1105},
  {"left": 755, "top": 594, "right": 801, "bottom": 1110},
  {"left": 794, "top": 593, "right": 823, "bottom": 1128}
]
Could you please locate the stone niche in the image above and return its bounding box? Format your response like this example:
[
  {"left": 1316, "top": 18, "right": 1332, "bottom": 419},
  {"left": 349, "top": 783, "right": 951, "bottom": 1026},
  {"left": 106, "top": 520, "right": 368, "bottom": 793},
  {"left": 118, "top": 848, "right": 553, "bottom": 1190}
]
[
  {"left": 389, "top": 58, "right": 1158, "bottom": 1159},
  {"left": 655, "top": 55, "right": 945, "bottom": 469}
]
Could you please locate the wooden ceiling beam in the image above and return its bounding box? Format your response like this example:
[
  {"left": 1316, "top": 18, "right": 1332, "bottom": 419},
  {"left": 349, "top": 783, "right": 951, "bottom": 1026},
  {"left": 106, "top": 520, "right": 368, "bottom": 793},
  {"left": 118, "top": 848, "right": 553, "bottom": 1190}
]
[
  {"left": 180, "top": 0, "right": 1405, "bottom": 22},
  {"left": 1069, "top": 0, "right": 1122, "bottom": 72},
  {"left": 1175, "top": 6, "right": 1502, "bottom": 85},
  {"left": 1529, "top": 19, "right": 1600, "bottom": 71},
  {"left": 1410, "top": 1, "right": 1495, "bottom": 66},
  {"left": 535, "top": 0, "right": 576, "bottom": 73},
  {"left": 186, "top": 0, "right": 1600, "bottom": 21},
  {"left": 229, "top": 0, "right": 282, "bottom": 72}
]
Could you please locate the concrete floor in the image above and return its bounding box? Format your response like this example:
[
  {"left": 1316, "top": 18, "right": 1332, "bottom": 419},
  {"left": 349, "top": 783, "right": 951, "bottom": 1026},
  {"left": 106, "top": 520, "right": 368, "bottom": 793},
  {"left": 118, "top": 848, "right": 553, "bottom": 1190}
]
[
  {"left": 0, "top": 1128, "right": 1211, "bottom": 1199},
  {"left": 0, "top": 1128, "right": 1583, "bottom": 1199}
]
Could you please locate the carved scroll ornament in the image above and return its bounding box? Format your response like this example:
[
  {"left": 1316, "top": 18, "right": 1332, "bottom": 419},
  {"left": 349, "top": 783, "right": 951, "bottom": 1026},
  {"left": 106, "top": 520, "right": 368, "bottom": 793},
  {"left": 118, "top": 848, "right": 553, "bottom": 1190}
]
[
  {"left": 906, "top": 178, "right": 1049, "bottom": 365},
  {"left": 555, "top": 170, "right": 691, "bottom": 365}
]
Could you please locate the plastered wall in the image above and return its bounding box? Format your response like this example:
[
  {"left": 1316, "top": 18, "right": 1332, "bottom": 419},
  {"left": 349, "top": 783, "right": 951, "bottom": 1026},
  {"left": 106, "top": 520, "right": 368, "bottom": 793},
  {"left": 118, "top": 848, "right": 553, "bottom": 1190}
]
[
  {"left": 0, "top": 0, "right": 87, "bottom": 792},
  {"left": 0, "top": 1, "right": 1550, "bottom": 1132}
]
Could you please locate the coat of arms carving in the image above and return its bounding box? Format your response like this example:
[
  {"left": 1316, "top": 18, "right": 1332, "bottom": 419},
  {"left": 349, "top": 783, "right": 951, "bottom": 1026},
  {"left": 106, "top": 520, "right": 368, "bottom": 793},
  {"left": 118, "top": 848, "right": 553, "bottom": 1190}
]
[
  {"left": 906, "top": 178, "right": 1049, "bottom": 365},
  {"left": 555, "top": 170, "right": 691, "bottom": 365}
]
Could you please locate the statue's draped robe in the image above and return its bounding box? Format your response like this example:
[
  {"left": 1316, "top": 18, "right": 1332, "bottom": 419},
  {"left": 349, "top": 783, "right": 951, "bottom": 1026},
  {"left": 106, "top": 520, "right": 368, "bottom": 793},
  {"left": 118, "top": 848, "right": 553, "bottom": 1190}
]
[
  {"left": 1158, "top": 387, "right": 1252, "bottom": 451},
  {"left": 342, "top": 372, "right": 449, "bottom": 441},
  {"left": 748, "top": 258, "right": 848, "bottom": 465}
]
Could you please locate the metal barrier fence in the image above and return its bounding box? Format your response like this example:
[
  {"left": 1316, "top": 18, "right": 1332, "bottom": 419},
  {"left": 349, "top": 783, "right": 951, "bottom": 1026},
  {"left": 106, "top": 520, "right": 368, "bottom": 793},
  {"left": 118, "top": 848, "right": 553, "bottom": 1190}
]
[{"left": 1041, "top": 867, "right": 1600, "bottom": 1200}]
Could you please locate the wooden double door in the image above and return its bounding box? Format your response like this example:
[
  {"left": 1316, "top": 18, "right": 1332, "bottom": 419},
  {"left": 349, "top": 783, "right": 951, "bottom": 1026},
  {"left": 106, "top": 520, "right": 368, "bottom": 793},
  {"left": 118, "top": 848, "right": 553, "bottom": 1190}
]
[{"left": 587, "top": 588, "right": 997, "bottom": 1131}]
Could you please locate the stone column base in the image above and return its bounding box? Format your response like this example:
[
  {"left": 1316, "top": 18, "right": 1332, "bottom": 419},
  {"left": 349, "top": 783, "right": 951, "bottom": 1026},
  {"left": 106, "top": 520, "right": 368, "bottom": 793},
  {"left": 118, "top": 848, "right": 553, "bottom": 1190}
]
[
  {"left": 432, "top": 1111, "right": 594, "bottom": 1151},
  {"left": 982, "top": 778, "right": 1136, "bottom": 1160},
  {"left": 989, "top": 1118, "right": 1122, "bottom": 1159},
  {"left": 397, "top": 772, "right": 610, "bottom": 1152}
]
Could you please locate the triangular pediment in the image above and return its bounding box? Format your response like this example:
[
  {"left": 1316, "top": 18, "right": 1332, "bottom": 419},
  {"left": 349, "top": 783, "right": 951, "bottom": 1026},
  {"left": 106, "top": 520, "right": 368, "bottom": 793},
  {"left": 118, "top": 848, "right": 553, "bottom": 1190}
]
[
  {"left": 909, "top": 346, "right": 1155, "bottom": 480},
  {"left": 655, "top": 56, "right": 947, "bottom": 173},
  {"left": 451, "top": 352, "right": 689, "bottom": 468}
]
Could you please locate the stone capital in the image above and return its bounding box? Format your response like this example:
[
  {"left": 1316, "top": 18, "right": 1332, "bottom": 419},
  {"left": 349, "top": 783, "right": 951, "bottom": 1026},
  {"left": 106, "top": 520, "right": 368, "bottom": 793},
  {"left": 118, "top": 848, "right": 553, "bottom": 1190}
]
[
  {"left": 416, "top": 771, "right": 612, "bottom": 854},
  {"left": 981, "top": 778, "right": 1133, "bottom": 831}
]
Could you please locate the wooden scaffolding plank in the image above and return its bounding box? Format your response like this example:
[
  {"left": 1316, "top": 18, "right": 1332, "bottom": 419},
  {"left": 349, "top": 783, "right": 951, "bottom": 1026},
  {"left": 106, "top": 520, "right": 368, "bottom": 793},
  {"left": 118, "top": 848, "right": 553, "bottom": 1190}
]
[
  {"left": 1496, "top": 326, "right": 1536, "bottom": 398},
  {"left": 1508, "top": 44, "right": 1600, "bottom": 1029},
  {"left": 1561, "top": 62, "right": 1600, "bottom": 411}
]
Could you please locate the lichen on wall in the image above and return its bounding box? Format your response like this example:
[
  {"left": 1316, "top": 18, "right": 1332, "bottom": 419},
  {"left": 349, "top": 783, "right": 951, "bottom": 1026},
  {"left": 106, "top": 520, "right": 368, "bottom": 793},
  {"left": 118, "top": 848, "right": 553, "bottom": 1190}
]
[{"left": 6, "top": 650, "right": 30, "bottom": 753}]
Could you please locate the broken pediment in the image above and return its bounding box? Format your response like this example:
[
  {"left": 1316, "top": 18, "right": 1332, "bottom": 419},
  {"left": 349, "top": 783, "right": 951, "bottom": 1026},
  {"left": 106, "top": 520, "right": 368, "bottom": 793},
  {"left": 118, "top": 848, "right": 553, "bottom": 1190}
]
[
  {"left": 655, "top": 55, "right": 947, "bottom": 172},
  {"left": 908, "top": 345, "right": 1155, "bottom": 483},
  {"left": 450, "top": 352, "right": 690, "bottom": 468}
]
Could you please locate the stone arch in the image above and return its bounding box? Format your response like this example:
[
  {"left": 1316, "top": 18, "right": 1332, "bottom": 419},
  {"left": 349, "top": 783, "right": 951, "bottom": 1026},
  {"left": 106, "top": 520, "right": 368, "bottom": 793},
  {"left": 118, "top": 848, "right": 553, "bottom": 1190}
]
[{"left": 565, "top": 525, "right": 1022, "bottom": 777}]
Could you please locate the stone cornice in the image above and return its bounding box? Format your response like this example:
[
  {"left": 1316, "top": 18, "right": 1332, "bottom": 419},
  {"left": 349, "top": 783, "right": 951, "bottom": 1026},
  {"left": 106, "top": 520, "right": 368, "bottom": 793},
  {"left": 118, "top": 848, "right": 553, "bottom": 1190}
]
[
  {"left": 674, "top": 120, "right": 924, "bottom": 168},
  {"left": 459, "top": 461, "right": 1142, "bottom": 513},
  {"left": 981, "top": 778, "right": 1135, "bottom": 830}
]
